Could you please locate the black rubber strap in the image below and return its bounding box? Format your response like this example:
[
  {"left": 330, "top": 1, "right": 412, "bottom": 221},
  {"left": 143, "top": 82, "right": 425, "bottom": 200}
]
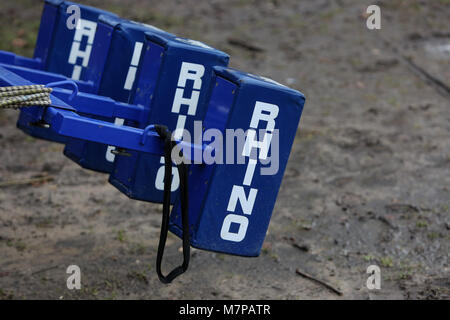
[{"left": 154, "top": 125, "right": 190, "bottom": 284}]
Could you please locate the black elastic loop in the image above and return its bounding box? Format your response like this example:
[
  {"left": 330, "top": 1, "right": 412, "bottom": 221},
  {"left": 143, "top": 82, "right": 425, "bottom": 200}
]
[{"left": 154, "top": 125, "right": 190, "bottom": 284}]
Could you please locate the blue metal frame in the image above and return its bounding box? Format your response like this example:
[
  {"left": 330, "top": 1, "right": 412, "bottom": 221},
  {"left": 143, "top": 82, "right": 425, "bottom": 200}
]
[
  {"left": 0, "top": 0, "right": 307, "bottom": 259},
  {"left": 0, "top": 65, "right": 203, "bottom": 160}
]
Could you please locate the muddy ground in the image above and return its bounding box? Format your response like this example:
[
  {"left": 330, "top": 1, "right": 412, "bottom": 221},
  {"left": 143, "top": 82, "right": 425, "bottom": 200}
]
[{"left": 0, "top": 0, "right": 449, "bottom": 300}]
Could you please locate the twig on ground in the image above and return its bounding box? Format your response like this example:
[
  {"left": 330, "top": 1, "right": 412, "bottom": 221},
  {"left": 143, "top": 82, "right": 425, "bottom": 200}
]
[
  {"left": 0, "top": 176, "right": 54, "bottom": 188},
  {"left": 227, "top": 37, "right": 265, "bottom": 53},
  {"left": 31, "top": 265, "right": 60, "bottom": 276},
  {"left": 296, "top": 268, "right": 343, "bottom": 296},
  {"left": 375, "top": 34, "right": 450, "bottom": 98}
]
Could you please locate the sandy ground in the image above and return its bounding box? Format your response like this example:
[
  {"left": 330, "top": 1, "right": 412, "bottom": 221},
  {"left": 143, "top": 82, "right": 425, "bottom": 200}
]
[{"left": 0, "top": 0, "right": 449, "bottom": 300}]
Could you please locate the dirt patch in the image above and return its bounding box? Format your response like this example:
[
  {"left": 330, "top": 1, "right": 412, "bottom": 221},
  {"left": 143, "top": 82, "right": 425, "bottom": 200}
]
[{"left": 0, "top": 0, "right": 449, "bottom": 299}]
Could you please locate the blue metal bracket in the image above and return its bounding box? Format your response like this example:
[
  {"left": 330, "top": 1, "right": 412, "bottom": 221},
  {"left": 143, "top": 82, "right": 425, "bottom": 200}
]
[{"left": 0, "top": 65, "right": 204, "bottom": 162}]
